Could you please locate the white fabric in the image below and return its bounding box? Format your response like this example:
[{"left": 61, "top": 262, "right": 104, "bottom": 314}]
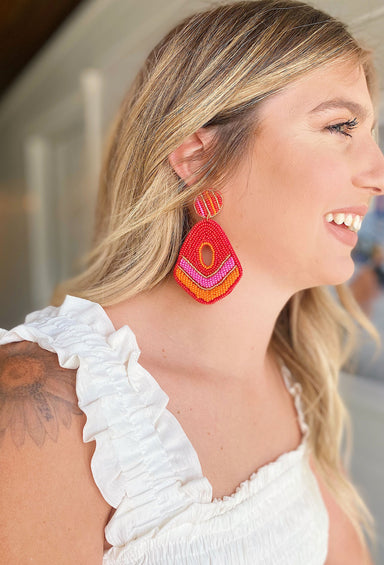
[{"left": 0, "top": 294, "right": 329, "bottom": 564}]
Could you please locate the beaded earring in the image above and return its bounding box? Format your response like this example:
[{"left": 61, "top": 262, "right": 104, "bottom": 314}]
[{"left": 173, "top": 189, "right": 243, "bottom": 304}]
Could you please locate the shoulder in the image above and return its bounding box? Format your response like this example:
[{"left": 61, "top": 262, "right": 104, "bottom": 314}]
[
  {"left": 0, "top": 340, "right": 80, "bottom": 448},
  {"left": 309, "top": 455, "right": 373, "bottom": 565},
  {"left": 0, "top": 340, "right": 113, "bottom": 563}
]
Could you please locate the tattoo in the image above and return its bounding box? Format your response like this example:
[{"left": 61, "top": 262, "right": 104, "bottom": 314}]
[{"left": 0, "top": 341, "right": 83, "bottom": 448}]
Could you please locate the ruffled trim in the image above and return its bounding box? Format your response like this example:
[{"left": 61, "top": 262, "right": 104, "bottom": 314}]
[
  {"left": 281, "top": 364, "right": 310, "bottom": 443},
  {"left": 0, "top": 294, "right": 312, "bottom": 548}
]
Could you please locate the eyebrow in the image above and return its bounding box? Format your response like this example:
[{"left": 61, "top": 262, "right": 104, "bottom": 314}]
[{"left": 309, "top": 97, "right": 377, "bottom": 130}]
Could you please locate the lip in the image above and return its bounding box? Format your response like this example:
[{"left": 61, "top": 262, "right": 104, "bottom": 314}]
[
  {"left": 324, "top": 218, "right": 358, "bottom": 247},
  {"left": 325, "top": 205, "right": 369, "bottom": 217}
]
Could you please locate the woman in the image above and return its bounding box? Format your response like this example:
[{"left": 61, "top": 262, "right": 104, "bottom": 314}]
[{"left": 1, "top": 1, "right": 383, "bottom": 563}]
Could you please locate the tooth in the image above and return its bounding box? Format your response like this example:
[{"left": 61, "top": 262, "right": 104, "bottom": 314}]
[
  {"left": 352, "top": 215, "right": 361, "bottom": 230},
  {"left": 344, "top": 214, "right": 353, "bottom": 227},
  {"left": 325, "top": 213, "right": 333, "bottom": 222},
  {"left": 334, "top": 213, "right": 345, "bottom": 225}
]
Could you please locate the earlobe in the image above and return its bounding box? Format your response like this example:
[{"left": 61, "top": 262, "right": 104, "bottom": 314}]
[{"left": 168, "top": 128, "right": 215, "bottom": 185}]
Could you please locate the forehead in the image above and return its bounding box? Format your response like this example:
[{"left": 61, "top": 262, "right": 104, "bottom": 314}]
[{"left": 259, "top": 60, "right": 374, "bottom": 123}]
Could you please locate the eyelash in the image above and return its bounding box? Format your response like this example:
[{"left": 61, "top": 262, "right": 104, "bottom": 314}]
[{"left": 326, "top": 117, "right": 359, "bottom": 138}]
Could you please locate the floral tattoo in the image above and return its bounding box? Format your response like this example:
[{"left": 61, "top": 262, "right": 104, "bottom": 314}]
[{"left": 0, "top": 340, "right": 83, "bottom": 448}]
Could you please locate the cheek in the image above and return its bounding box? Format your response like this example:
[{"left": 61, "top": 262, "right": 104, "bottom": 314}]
[
  {"left": 235, "top": 137, "right": 350, "bottom": 248},
  {"left": 272, "top": 142, "right": 350, "bottom": 214}
]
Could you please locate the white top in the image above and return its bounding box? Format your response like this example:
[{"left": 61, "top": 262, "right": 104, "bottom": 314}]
[{"left": 0, "top": 294, "right": 329, "bottom": 564}]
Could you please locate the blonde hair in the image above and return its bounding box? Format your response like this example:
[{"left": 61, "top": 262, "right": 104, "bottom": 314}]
[{"left": 51, "top": 0, "right": 381, "bottom": 556}]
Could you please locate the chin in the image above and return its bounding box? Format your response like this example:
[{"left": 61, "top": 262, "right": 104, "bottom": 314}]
[{"left": 321, "top": 257, "right": 356, "bottom": 286}]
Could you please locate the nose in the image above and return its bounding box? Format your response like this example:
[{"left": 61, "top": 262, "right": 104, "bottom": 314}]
[{"left": 353, "top": 135, "right": 384, "bottom": 196}]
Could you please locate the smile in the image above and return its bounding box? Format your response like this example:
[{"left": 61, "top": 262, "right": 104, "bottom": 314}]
[
  {"left": 324, "top": 215, "right": 360, "bottom": 247},
  {"left": 325, "top": 212, "right": 363, "bottom": 232}
]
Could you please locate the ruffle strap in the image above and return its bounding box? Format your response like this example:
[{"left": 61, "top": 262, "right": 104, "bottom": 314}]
[{"left": 0, "top": 295, "right": 212, "bottom": 547}]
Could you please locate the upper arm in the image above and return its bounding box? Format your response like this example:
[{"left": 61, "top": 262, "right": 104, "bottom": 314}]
[
  {"left": 0, "top": 340, "right": 113, "bottom": 565},
  {"left": 309, "top": 455, "right": 374, "bottom": 565}
]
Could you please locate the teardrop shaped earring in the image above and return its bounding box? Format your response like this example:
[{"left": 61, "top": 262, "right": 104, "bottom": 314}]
[{"left": 173, "top": 189, "right": 243, "bottom": 304}]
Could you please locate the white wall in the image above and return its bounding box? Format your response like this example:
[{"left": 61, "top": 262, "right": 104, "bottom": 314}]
[{"left": 0, "top": 0, "right": 210, "bottom": 326}]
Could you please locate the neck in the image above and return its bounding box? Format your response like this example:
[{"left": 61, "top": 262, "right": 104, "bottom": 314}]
[{"left": 103, "top": 262, "right": 294, "bottom": 384}]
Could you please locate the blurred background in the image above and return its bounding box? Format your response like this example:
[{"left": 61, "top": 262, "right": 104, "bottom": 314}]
[{"left": 0, "top": 0, "right": 384, "bottom": 561}]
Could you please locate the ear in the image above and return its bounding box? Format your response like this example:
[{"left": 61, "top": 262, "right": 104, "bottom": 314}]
[{"left": 168, "top": 127, "right": 216, "bottom": 186}]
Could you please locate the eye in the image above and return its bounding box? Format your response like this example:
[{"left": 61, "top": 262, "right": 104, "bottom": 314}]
[{"left": 326, "top": 117, "right": 359, "bottom": 138}]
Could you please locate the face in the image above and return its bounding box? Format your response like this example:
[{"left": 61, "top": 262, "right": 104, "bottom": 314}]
[{"left": 222, "top": 59, "right": 384, "bottom": 291}]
